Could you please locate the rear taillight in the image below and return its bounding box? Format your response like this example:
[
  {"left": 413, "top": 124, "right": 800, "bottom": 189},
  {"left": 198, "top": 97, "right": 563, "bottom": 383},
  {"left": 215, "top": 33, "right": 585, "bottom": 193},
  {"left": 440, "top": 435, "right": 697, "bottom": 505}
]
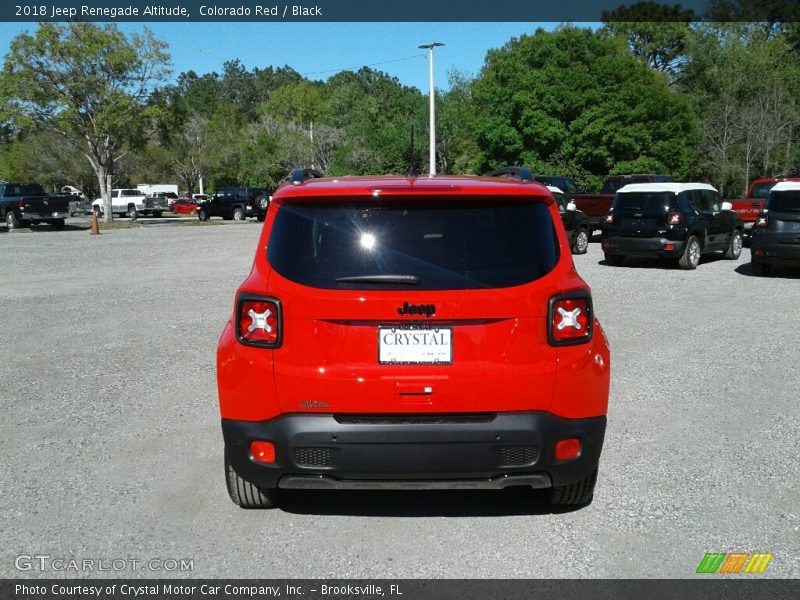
[
  {"left": 235, "top": 295, "right": 282, "bottom": 348},
  {"left": 755, "top": 214, "right": 769, "bottom": 228},
  {"left": 548, "top": 293, "right": 593, "bottom": 346},
  {"left": 667, "top": 211, "right": 682, "bottom": 225},
  {"left": 604, "top": 213, "right": 613, "bottom": 224},
  {"left": 17, "top": 199, "right": 25, "bottom": 208}
]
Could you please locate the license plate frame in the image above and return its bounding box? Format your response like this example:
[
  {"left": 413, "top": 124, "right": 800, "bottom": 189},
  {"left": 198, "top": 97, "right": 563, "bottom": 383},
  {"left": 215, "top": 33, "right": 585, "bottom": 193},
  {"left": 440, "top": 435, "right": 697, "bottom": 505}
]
[{"left": 378, "top": 326, "right": 453, "bottom": 365}]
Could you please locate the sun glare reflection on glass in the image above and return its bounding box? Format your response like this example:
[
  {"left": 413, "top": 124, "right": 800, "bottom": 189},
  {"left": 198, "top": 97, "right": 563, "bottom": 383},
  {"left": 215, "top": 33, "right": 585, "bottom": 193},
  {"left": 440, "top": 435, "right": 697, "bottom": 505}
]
[{"left": 360, "top": 233, "right": 377, "bottom": 250}]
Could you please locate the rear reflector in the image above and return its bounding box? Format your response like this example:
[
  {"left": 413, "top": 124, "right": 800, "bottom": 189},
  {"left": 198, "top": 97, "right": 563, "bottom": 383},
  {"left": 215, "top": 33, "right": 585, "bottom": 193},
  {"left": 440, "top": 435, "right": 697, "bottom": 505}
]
[
  {"left": 664, "top": 242, "right": 675, "bottom": 251},
  {"left": 236, "top": 295, "right": 282, "bottom": 348},
  {"left": 667, "top": 212, "right": 683, "bottom": 226},
  {"left": 548, "top": 293, "right": 593, "bottom": 346},
  {"left": 755, "top": 249, "right": 765, "bottom": 256},
  {"left": 250, "top": 441, "right": 276, "bottom": 463},
  {"left": 555, "top": 438, "right": 581, "bottom": 461}
]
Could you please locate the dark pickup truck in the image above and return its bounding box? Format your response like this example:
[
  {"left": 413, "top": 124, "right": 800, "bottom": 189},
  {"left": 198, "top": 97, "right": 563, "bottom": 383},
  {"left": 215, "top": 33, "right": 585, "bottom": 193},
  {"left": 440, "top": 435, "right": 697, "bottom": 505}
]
[
  {"left": 1, "top": 182, "right": 70, "bottom": 231},
  {"left": 572, "top": 174, "right": 674, "bottom": 228}
]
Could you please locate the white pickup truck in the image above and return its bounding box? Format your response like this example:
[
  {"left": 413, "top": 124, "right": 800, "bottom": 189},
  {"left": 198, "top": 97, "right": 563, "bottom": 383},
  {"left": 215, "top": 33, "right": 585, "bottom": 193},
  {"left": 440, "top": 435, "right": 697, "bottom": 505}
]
[{"left": 92, "top": 188, "right": 170, "bottom": 219}]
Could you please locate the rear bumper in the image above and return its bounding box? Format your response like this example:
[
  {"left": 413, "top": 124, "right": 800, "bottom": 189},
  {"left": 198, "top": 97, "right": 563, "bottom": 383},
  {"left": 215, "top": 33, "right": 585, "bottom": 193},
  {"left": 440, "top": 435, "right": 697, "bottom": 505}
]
[
  {"left": 20, "top": 211, "right": 67, "bottom": 221},
  {"left": 222, "top": 412, "right": 606, "bottom": 490},
  {"left": 751, "top": 242, "right": 800, "bottom": 264},
  {"left": 602, "top": 236, "right": 684, "bottom": 257}
]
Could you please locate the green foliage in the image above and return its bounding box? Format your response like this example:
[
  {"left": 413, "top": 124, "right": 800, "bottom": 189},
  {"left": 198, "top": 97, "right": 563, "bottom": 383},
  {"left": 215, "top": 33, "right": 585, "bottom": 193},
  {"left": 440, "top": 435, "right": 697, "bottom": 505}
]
[{"left": 471, "top": 26, "right": 697, "bottom": 180}]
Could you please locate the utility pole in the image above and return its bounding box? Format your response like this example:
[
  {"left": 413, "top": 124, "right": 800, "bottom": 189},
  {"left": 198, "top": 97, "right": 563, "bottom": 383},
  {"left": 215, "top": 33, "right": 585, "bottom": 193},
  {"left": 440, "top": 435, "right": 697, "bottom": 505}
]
[{"left": 418, "top": 42, "right": 444, "bottom": 176}]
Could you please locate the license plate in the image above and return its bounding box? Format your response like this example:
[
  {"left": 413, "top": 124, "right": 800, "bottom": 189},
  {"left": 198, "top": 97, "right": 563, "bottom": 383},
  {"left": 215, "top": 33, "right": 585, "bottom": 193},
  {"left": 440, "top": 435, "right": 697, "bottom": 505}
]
[{"left": 378, "top": 327, "right": 452, "bottom": 365}]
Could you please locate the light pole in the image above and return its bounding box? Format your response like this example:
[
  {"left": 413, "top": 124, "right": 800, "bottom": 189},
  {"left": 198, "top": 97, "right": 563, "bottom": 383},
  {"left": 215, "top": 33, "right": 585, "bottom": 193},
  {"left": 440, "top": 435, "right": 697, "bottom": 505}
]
[{"left": 419, "top": 42, "right": 444, "bottom": 176}]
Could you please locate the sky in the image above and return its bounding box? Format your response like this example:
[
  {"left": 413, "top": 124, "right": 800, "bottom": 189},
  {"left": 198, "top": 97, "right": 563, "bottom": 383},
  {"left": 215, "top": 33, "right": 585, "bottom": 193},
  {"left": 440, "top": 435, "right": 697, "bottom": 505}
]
[{"left": 0, "top": 21, "right": 599, "bottom": 92}]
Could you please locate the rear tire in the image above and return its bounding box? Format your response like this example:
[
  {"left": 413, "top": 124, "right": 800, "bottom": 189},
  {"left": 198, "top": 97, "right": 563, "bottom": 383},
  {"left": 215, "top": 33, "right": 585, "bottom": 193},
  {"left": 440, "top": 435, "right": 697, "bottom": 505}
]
[
  {"left": 128, "top": 205, "right": 138, "bottom": 221},
  {"left": 724, "top": 230, "right": 743, "bottom": 260},
  {"left": 6, "top": 211, "right": 21, "bottom": 231},
  {"left": 679, "top": 235, "right": 701, "bottom": 270},
  {"left": 549, "top": 468, "right": 597, "bottom": 506},
  {"left": 751, "top": 260, "right": 771, "bottom": 276},
  {"left": 604, "top": 253, "right": 625, "bottom": 266},
  {"left": 257, "top": 214, "right": 266, "bottom": 222},
  {"left": 198, "top": 208, "right": 209, "bottom": 222},
  {"left": 232, "top": 207, "right": 245, "bottom": 222},
  {"left": 225, "top": 451, "right": 277, "bottom": 509},
  {"left": 572, "top": 228, "right": 589, "bottom": 255}
]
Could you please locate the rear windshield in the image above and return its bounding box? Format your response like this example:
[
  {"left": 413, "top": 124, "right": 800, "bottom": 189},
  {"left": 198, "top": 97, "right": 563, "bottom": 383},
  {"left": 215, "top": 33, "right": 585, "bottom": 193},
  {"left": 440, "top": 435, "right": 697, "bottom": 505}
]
[
  {"left": 4, "top": 183, "right": 44, "bottom": 196},
  {"left": 601, "top": 176, "right": 670, "bottom": 194},
  {"left": 614, "top": 192, "right": 676, "bottom": 213},
  {"left": 767, "top": 191, "right": 800, "bottom": 212},
  {"left": 267, "top": 199, "right": 559, "bottom": 290},
  {"left": 750, "top": 182, "right": 777, "bottom": 199}
]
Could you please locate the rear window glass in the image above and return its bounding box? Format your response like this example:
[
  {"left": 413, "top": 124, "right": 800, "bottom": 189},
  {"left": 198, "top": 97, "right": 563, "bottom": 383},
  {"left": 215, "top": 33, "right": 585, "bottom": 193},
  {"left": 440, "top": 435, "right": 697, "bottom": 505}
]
[
  {"left": 267, "top": 199, "right": 559, "bottom": 290},
  {"left": 768, "top": 191, "right": 800, "bottom": 211},
  {"left": 751, "top": 182, "right": 777, "bottom": 198},
  {"left": 614, "top": 192, "right": 675, "bottom": 213},
  {"left": 4, "top": 184, "right": 44, "bottom": 195}
]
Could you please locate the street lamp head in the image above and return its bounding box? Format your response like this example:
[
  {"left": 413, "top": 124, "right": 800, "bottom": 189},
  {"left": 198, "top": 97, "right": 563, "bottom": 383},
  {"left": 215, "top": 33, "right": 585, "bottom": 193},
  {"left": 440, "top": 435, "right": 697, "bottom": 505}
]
[{"left": 418, "top": 42, "right": 445, "bottom": 50}]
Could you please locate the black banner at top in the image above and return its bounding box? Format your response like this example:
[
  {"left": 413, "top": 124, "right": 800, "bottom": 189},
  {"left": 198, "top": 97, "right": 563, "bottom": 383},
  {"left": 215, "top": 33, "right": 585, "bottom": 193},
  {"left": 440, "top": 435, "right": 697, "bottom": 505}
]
[{"left": 1, "top": 0, "right": 798, "bottom": 23}]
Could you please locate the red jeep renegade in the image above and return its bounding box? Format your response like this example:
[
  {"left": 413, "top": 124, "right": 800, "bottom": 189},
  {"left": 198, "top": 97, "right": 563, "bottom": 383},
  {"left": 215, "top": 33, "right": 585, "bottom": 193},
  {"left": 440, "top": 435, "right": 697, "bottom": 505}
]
[{"left": 217, "top": 169, "right": 610, "bottom": 508}]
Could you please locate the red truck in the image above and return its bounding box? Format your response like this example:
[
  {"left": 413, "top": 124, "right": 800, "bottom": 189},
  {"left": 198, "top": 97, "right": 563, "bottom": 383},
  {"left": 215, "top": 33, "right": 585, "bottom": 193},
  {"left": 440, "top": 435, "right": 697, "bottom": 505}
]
[
  {"left": 572, "top": 175, "right": 674, "bottom": 228},
  {"left": 729, "top": 177, "right": 800, "bottom": 236}
]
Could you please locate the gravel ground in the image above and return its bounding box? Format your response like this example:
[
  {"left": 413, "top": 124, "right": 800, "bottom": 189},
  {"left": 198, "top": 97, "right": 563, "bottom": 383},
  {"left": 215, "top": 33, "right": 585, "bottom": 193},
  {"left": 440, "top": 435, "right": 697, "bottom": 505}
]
[{"left": 1, "top": 218, "right": 798, "bottom": 579}]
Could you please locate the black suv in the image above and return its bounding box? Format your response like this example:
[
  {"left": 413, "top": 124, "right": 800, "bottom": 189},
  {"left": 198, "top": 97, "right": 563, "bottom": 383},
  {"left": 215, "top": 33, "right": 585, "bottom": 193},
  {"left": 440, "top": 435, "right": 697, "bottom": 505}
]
[
  {"left": 197, "top": 187, "right": 269, "bottom": 222},
  {"left": 546, "top": 185, "right": 591, "bottom": 255},
  {"left": 750, "top": 181, "right": 800, "bottom": 275},
  {"left": 601, "top": 183, "right": 744, "bottom": 269}
]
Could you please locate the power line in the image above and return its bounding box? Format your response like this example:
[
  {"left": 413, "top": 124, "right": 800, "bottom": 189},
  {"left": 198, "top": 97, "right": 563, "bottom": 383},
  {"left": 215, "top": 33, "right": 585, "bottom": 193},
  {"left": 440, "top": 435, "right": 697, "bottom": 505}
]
[{"left": 302, "top": 53, "right": 425, "bottom": 77}]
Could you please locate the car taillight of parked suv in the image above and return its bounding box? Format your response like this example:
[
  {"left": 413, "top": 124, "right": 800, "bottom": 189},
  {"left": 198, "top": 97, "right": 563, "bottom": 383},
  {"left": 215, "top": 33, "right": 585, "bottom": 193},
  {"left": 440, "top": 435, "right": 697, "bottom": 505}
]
[{"left": 216, "top": 169, "right": 611, "bottom": 509}]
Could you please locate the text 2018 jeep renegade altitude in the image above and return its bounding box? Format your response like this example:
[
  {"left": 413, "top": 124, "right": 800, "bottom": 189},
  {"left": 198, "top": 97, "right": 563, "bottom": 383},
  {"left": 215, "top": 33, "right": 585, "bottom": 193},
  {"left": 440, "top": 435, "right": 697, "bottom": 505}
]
[{"left": 216, "top": 170, "right": 611, "bottom": 508}]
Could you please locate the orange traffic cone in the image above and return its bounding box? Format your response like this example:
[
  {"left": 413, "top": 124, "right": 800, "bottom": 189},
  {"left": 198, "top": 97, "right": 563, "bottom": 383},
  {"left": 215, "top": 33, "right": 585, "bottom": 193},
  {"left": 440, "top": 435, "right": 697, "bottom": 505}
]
[{"left": 90, "top": 211, "right": 100, "bottom": 235}]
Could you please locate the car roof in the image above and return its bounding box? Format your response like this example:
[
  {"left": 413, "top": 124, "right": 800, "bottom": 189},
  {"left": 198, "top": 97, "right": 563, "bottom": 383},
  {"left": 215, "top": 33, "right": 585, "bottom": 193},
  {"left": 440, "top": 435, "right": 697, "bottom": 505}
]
[
  {"left": 546, "top": 185, "right": 564, "bottom": 194},
  {"left": 274, "top": 175, "right": 554, "bottom": 202},
  {"left": 617, "top": 182, "right": 717, "bottom": 194},
  {"left": 770, "top": 181, "right": 800, "bottom": 192}
]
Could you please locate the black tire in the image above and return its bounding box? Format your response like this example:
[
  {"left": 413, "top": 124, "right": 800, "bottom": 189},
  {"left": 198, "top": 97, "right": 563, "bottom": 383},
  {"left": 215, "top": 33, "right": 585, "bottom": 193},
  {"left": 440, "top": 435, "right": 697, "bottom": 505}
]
[
  {"left": 604, "top": 253, "right": 625, "bottom": 266},
  {"left": 225, "top": 451, "right": 277, "bottom": 509},
  {"left": 724, "top": 230, "right": 743, "bottom": 260},
  {"left": 153, "top": 211, "right": 163, "bottom": 218},
  {"left": 751, "top": 260, "right": 771, "bottom": 276},
  {"left": 257, "top": 214, "right": 266, "bottom": 222},
  {"left": 679, "top": 235, "right": 701, "bottom": 270},
  {"left": 549, "top": 468, "right": 598, "bottom": 506},
  {"left": 572, "top": 228, "right": 590, "bottom": 255},
  {"left": 255, "top": 194, "right": 269, "bottom": 211},
  {"left": 5, "top": 210, "right": 21, "bottom": 231},
  {"left": 198, "top": 208, "right": 209, "bottom": 222},
  {"left": 128, "top": 205, "right": 138, "bottom": 221},
  {"left": 51, "top": 219, "right": 65, "bottom": 230},
  {"left": 232, "top": 207, "right": 245, "bottom": 222}
]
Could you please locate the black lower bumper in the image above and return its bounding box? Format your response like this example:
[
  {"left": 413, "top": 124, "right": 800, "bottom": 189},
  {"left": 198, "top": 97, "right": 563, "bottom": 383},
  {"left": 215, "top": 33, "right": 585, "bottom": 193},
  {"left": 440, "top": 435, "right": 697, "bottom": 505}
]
[
  {"left": 602, "top": 236, "right": 684, "bottom": 258},
  {"left": 222, "top": 412, "right": 606, "bottom": 490},
  {"left": 751, "top": 243, "right": 800, "bottom": 265}
]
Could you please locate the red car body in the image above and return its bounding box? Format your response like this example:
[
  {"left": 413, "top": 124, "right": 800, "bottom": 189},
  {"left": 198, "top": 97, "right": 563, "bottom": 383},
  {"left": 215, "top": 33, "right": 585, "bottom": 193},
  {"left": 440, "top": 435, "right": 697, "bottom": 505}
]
[
  {"left": 216, "top": 174, "right": 610, "bottom": 508},
  {"left": 730, "top": 177, "right": 800, "bottom": 228},
  {"left": 169, "top": 198, "right": 198, "bottom": 215}
]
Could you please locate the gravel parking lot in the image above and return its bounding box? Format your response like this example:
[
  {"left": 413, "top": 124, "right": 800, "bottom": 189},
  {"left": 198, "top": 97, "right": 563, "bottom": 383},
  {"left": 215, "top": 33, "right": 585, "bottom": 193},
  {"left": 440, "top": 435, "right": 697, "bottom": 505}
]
[{"left": 1, "top": 219, "right": 798, "bottom": 578}]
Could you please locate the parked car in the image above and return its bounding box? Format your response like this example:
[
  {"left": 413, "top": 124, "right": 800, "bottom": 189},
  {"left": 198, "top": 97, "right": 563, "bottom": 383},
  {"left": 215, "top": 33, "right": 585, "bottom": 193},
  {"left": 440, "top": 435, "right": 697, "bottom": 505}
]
[
  {"left": 217, "top": 167, "right": 610, "bottom": 509},
  {"left": 547, "top": 185, "right": 591, "bottom": 255},
  {"left": 91, "top": 189, "right": 169, "bottom": 219},
  {"left": 1, "top": 182, "right": 70, "bottom": 230},
  {"left": 169, "top": 198, "right": 199, "bottom": 215},
  {"left": 601, "top": 182, "right": 744, "bottom": 269},
  {"left": 197, "top": 187, "right": 269, "bottom": 222},
  {"left": 534, "top": 176, "right": 579, "bottom": 198},
  {"left": 750, "top": 181, "right": 800, "bottom": 275},
  {"left": 729, "top": 177, "right": 800, "bottom": 240},
  {"left": 572, "top": 175, "right": 674, "bottom": 229}
]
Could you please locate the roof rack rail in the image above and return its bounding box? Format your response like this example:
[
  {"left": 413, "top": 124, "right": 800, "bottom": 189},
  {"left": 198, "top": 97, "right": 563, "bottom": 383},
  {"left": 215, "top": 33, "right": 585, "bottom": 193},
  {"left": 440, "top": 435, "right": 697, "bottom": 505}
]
[
  {"left": 286, "top": 168, "right": 326, "bottom": 185},
  {"left": 487, "top": 166, "right": 534, "bottom": 182}
]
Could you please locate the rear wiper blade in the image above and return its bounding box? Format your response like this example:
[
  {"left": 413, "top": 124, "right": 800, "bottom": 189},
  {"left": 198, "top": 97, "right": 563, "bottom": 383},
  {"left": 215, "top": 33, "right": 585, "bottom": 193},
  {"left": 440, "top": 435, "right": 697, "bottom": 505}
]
[{"left": 335, "top": 274, "right": 419, "bottom": 284}]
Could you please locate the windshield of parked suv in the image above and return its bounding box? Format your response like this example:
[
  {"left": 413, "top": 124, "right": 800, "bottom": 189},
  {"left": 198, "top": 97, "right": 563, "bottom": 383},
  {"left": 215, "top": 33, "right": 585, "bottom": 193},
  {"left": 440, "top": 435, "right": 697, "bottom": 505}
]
[
  {"left": 614, "top": 192, "right": 675, "bottom": 214},
  {"left": 750, "top": 182, "right": 777, "bottom": 198},
  {"left": 268, "top": 199, "right": 559, "bottom": 290},
  {"left": 767, "top": 191, "right": 800, "bottom": 211}
]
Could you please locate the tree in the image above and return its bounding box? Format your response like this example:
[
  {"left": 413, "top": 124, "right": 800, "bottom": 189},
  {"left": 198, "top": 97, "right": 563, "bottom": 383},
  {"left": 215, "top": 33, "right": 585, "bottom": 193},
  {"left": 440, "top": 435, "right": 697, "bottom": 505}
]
[
  {"left": 602, "top": 2, "right": 695, "bottom": 80},
  {"left": 0, "top": 23, "right": 170, "bottom": 220},
  {"left": 471, "top": 26, "right": 698, "bottom": 182}
]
